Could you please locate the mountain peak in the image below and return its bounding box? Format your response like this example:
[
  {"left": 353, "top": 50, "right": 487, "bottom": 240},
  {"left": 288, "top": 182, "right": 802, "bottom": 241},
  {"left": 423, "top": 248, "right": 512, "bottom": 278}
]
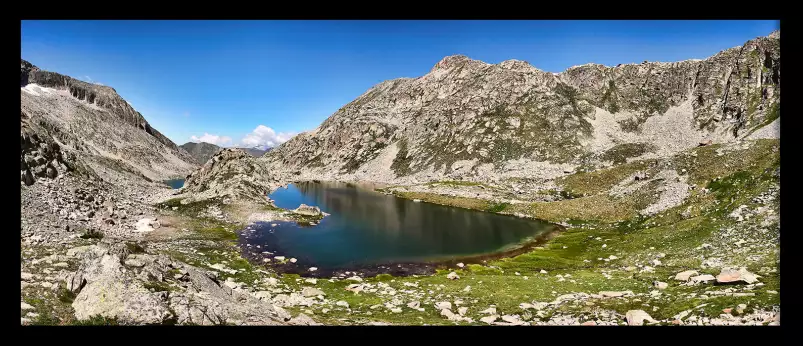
[
  {"left": 768, "top": 30, "right": 780, "bottom": 39},
  {"left": 430, "top": 55, "right": 474, "bottom": 72}
]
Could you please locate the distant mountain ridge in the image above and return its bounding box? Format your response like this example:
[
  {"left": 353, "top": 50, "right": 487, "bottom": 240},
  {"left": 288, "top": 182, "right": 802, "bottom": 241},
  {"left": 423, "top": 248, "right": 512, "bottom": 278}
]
[{"left": 180, "top": 142, "right": 271, "bottom": 165}]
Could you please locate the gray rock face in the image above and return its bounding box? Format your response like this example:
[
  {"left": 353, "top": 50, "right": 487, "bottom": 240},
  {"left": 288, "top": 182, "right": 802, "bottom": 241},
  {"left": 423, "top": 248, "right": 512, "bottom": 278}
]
[
  {"left": 21, "top": 60, "right": 197, "bottom": 185},
  {"left": 70, "top": 244, "right": 173, "bottom": 324},
  {"left": 66, "top": 241, "right": 286, "bottom": 325},
  {"left": 251, "top": 31, "right": 778, "bottom": 186},
  {"left": 21, "top": 60, "right": 187, "bottom": 155}
]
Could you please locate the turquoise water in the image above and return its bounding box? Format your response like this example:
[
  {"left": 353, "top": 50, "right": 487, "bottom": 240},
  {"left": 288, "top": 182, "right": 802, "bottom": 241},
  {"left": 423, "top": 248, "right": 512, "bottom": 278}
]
[
  {"left": 241, "top": 181, "right": 558, "bottom": 269},
  {"left": 164, "top": 178, "right": 185, "bottom": 189}
]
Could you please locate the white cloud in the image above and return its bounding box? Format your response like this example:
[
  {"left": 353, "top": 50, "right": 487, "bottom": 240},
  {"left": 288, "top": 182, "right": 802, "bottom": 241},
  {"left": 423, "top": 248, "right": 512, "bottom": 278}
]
[
  {"left": 190, "top": 133, "right": 232, "bottom": 146},
  {"left": 240, "top": 125, "right": 296, "bottom": 149}
]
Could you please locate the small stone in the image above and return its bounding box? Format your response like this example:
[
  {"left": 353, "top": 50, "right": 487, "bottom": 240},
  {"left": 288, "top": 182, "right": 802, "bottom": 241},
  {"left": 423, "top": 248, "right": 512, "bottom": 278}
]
[
  {"left": 302, "top": 287, "right": 325, "bottom": 297},
  {"left": 458, "top": 307, "right": 468, "bottom": 315},
  {"left": 480, "top": 315, "right": 498, "bottom": 324},
  {"left": 274, "top": 256, "right": 286, "bottom": 261},
  {"left": 304, "top": 278, "right": 318, "bottom": 285},
  {"left": 254, "top": 291, "right": 272, "bottom": 301},
  {"left": 335, "top": 300, "right": 349, "bottom": 308},
  {"left": 435, "top": 301, "right": 452, "bottom": 310},
  {"left": 653, "top": 281, "right": 668, "bottom": 290},
  {"left": 309, "top": 267, "right": 318, "bottom": 272},
  {"left": 446, "top": 271, "right": 460, "bottom": 280},
  {"left": 690, "top": 274, "right": 716, "bottom": 284},
  {"left": 462, "top": 285, "right": 471, "bottom": 292},
  {"left": 345, "top": 284, "right": 364, "bottom": 293},
  {"left": 479, "top": 307, "right": 497, "bottom": 315},
  {"left": 290, "top": 258, "right": 297, "bottom": 263},
  {"left": 21, "top": 302, "right": 35, "bottom": 310},
  {"left": 599, "top": 291, "right": 633, "bottom": 298},
  {"left": 540, "top": 270, "right": 548, "bottom": 274}
]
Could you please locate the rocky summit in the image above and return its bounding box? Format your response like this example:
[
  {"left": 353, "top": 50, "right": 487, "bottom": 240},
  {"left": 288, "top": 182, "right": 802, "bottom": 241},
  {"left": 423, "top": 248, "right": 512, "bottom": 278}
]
[
  {"left": 249, "top": 31, "right": 779, "bottom": 188},
  {"left": 21, "top": 29, "right": 780, "bottom": 326}
]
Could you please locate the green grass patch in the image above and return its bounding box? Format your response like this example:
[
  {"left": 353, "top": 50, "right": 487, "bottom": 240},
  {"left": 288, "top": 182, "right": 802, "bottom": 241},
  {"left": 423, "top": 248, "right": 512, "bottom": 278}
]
[{"left": 559, "top": 160, "right": 655, "bottom": 196}]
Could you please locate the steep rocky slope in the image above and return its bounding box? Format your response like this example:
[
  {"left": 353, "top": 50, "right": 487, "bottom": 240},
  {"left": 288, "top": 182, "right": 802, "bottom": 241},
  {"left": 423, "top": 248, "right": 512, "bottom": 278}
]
[
  {"left": 21, "top": 59, "right": 198, "bottom": 185},
  {"left": 180, "top": 142, "right": 223, "bottom": 165},
  {"left": 256, "top": 31, "right": 779, "bottom": 187},
  {"left": 20, "top": 61, "right": 305, "bottom": 326}
]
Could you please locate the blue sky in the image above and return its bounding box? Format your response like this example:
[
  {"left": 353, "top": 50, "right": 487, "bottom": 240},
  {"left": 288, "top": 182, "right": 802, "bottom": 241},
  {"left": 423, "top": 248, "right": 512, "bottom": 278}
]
[{"left": 21, "top": 20, "right": 779, "bottom": 148}]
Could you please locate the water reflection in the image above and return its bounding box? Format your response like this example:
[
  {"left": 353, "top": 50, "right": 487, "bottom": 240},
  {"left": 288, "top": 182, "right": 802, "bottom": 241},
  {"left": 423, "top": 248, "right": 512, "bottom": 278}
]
[{"left": 249, "top": 181, "right": 558, "bottom": 268}]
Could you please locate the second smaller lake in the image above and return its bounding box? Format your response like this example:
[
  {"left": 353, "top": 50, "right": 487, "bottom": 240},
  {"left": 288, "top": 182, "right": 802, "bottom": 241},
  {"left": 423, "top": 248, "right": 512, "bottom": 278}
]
[{"left": 164, "top": 178, "right": 185, "bottom": 189}]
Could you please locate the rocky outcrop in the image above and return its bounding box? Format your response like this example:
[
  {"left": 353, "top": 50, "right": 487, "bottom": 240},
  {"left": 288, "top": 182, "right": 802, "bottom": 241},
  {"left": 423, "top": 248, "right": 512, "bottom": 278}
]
[
  {"left": 291, "top": 204, "right": 322, "bottom": 217},
  {"left": 20, "top": 112, "right": 86, "bottom": 185},
  {"left": 182, "top": 148, "right": 278, "bottom": 202},
  {"left": 254, "top": 31, "right": 779, "bottom": 186},
  {"left": 67, "top": 241, "right": 288, "bottom": 325}
]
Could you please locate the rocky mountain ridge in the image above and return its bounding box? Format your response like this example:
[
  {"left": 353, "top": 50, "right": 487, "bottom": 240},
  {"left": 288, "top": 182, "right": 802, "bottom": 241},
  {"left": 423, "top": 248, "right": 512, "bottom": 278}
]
[
  {"left": 250, "top": 31, "right": 778, "bottom": 189},
  {"left": 21, "top": 59, "right": 198, "bottom": 185}
]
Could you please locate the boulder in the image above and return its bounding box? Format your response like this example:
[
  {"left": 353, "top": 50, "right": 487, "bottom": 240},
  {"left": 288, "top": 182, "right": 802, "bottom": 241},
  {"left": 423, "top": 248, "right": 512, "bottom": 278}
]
[
  {"left": 292, "top": 204, "right": 322, "bottom": 217},
  {"left": 599, "top": 291, "right": 633, "bottom": 298},
  {"left": 480, "top": 315, "right": 499, "bottom": 324},
  {"left": 626, "top": 310, "right": 656, "bottom": 326},
  {"left": 716, "top": 267, "right": 760, "bottom": 284},
  {"left": 674, "top": 270, "right": 699, "bottom": 281},
  {"left": 689, "top": 274, "right": 716, "bottom": 285}
]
